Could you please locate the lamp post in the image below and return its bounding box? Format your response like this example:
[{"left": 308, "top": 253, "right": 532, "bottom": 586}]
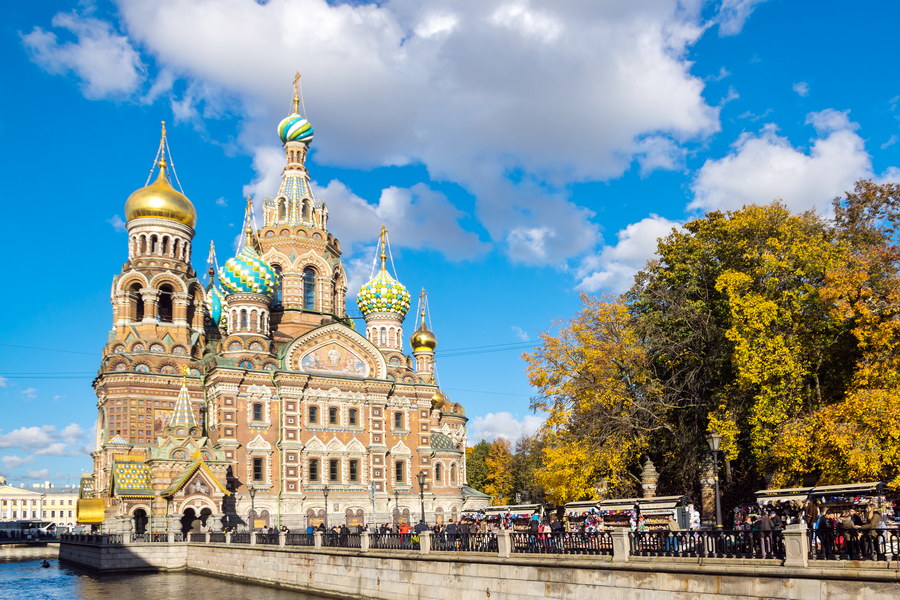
[
  {"left": 248, "top": 485, "right": 257, "bottom": 530},
  {"left": 416, "top": 472, "right": 426, "bottom": 523},
  {"left": 706, "top": 433, "right": 724, "bottom": 529},
  {"left": 394, "top": 489, "right": 400, "bottom": 526},
  {"left": 322, "top": 484, "right": 330, "bottom": 530},
  {"left": 369, "top": 481, "right": 376, "bottom": 528}
]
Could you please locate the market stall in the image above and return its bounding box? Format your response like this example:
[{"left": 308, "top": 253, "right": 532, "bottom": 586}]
[
  {"left": 576, "top": 496, "right": 692, "bottom": 531},
  {"left": 754, "top": 482, "right": 893, "bottom": 526}
]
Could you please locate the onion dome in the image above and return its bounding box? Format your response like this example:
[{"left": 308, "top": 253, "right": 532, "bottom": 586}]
[
  {"left": 410, "top": 321, "right": 437, "bottom": 352},
  {"left": 431, "top": 391, "right": 444, "bottom": 410},
  {"left": 206, "top": 285, "right": 228, "bottom": 324},
  {"left": 124, "top": 159, "right": 196, "bottom": 227},
  {"left": 278, "top": 113, "right": 314, "bottom": 145},
  {"left": 357, "top": 267, "right": 410, "bottom": 318},
  {"left": 218, "top": 246, "right": 278, "bottom": 297}
]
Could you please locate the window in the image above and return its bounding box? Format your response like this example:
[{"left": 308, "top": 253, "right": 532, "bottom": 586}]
[
  {"left": 394, "top": 412, "right": 403, "bottom": 430},
  {"left": 158, "top": 284, "right": 174, "bottom": 323},
  {"left": 252, "top": 403, "right": 263, "bottom": 421},
  {"left": 435, "top": 463, "right": 442, "bottom": 483},
  {"left": 240, "top": 309, "right": 248, "bottom": 330},
  {"left": 308, "top": 406, "right": 318, "bottom": 424},
  {"left": 395, "top": 460, "right": 405, "bottom": 483},
  {"left": 303, "top": 267, "right": 316, "bottom": 309},
  {"left": 329, "top": 459, "right": 339, "bottom": 482},
  {"left": 328, "top": 407, "right": 338, "bottom": 425},
  {"left": 129, "top": 283, "right": 144, "bottom": 321},
  {"left": 348, "top": 409, "right": 358, "bottom": 427},
  {"left": 349, "top": 459, "right": 359, "bottom": 482},
  {"left": 309, "top": 459, "right": 319, "bottom": 482},
  {"left": 252, "top": 457, "right": 264, "bottom": 482},
  {"left": 273, "top": 265, "right": 283, "bottom": 305}
]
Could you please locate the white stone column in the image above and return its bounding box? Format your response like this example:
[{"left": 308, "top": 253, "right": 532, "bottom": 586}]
[
  {"left": 360, "top": 531, "right": 370, "bottom": 552},
  {"left": 782, "top": 524, "right": 809, "bottom": 567},
  {"left": 314, "top": 531, "right": 322, "bottom": 549},
  {"left": 611, "top": 528, "right": 630, "bottom": 563},
  {"left": 418, "top": 530, "right": 431, "bottom": 555},
  {"left": 497, "top": 530, "right": 511, "bottom": 558}
]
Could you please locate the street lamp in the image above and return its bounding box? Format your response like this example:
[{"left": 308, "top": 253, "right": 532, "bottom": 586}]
[
  {"left": 416, "top": 472, "right": 427, "bottom": 523},
  {"left": 322, "top": 484, "right": 330, "bottom": 530},
  {"left": 706, "top": 433, "right": 724, "bottom": 529},
  {"left": 248, "top": 485, "right": 257, "bottom": 530},
  {"left": 393, "top": 489, "right": 400, "bottom": 526}
]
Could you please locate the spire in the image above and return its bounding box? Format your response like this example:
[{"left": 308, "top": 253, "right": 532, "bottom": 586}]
[
  {"left": 292, "top": 72, "right": 301, "bottom": 115},
  {"left": 206, "top": 240, "right": 217, "bottom": 280},
  {"left": 170, "top": 367, "right": 199, "bottom": 434},
  {"left": 379, "top": 225, "right": 388, "bottom": 270},
  {"left": 158, "top": 121, "right": 168, "bottom": 169}
]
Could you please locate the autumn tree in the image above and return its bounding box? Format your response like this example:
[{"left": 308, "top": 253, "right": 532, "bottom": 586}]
[
  {"left": 465, "top": 439, "right": 491, "bottom": 492},
  {"left": 510, "top": 435, "right": 547, "bottom": 504},
  {"left": 524, "top": 297, "right": 669, "bottom": 503},
  {"left": 483, "top": 438, "right": 514, "bottom": 505}
]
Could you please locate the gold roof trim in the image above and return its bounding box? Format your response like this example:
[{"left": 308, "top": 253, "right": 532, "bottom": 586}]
[{"left": 161, "top": 458, "right": 230, "bottom": 498}]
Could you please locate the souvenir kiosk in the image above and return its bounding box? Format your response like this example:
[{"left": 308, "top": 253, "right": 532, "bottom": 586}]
[
  {"left": 754, "top": 482, "right": 891, "bottom": 525},
  {"left": 567, "top": 496, "right": 691, "bottom": 531},
  {"left": 479, "top": 504, "right": 544, "bottom": 531}
]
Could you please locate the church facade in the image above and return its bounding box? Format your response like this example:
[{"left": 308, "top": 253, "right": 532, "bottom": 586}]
[{"left": 82, "top": 79, "right": 488, "bottom": 534}]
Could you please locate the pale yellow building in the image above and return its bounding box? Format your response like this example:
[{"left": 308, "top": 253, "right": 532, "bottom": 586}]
[{"left": 0, "top": 484, "right": 80, "bottom": 528}]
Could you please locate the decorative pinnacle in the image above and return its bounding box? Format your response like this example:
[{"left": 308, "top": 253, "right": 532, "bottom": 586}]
[
  {"left": 158, "top": 121, "right": 168, "bottom": 169},
  {"left": 419, "top": 288, "right": 427, "bottom": 320},
  {"left": 379, "top": 225, "right": 388, "bottom": 269},
  {"left": 292, "top": 72, "right": 301, "bottom": 114},
  {"left": 244, "top": 196, "right": 254, "bottom": 241}
]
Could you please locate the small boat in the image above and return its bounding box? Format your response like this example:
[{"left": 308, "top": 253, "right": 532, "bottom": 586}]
[{"left": 41, "top": 560, "right": 51, "bottom": 568}]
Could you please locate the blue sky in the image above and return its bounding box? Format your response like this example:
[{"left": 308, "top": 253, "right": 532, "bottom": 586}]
[{"left": 1, "top": 0, "right": 898, "bottom": 486}]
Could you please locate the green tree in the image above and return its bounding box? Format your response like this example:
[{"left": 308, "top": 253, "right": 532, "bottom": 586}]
[
  {"left": 511, "top": 435, "right": 546, "bottom": 504},
  {"left": 465, "top": 439, "right": 491, "bottom": 491}
]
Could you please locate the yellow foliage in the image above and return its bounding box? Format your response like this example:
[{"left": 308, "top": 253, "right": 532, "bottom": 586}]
[{"left": 483, "top": 438, "right": 514, "bottom": 505}]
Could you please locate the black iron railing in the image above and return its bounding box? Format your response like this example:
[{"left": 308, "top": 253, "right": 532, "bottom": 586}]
[
  {"left": 189, "top": 533, "right": 206, "bottom": 543},
  {"left": 256, "top": 533, "right": 279, "bottom": 545},
  {"left": 630, "top": 530, "right": 784, "bottom": 559},
  {"left": 809, "top": 527, "right": 900, "bottom": 561},
  {"left": 285, "top": 532, "right": 315, "bottom": 546},
  {"left": 322, "top": 533, "right": 361, "bottom": 548},
  {"left": 370, "top": 533, "right": 419, "bottom": 550},
  {"left": 209, "top": 532, "right": 226, "bottom": 543},
  {"left": 431, "top": 532, "right": 498, "bottom": 552},
  {"left": 231, "top": 532, "right": 251, "bottom": 544},
  {"left": 509, "top": 531, "right": 613, "bottom": 555},
  {"left": 132, "top": 532, "right": 168, "bottom": 543}
]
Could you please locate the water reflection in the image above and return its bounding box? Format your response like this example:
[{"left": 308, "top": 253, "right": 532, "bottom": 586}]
[{"left": 1, "top": 559, "right": 332, "bottom": 600}]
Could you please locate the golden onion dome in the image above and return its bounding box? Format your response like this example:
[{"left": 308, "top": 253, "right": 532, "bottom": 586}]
[
  {"left": 431, "top": 392, "right": 444, "bottom": 410},
  {"left": 124, "top": 160, "right": 196, "bottom": 228},
  {"left": 410, "top": 321, "right": 437, "bottom": 352}
]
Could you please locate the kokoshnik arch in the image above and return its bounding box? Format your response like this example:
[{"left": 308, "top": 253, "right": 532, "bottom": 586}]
[{"left": 80, "top": 76, "right": 489, "bottom": 534}]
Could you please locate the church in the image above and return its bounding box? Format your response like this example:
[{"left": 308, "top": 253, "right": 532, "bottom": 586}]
[{"left": 79, "top": 78, "right": 488, "bottom": 534}]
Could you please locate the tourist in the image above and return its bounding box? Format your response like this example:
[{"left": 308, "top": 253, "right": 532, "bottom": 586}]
[
  {"left": 665, "top": 515, "right": 679, "bottom": 553},
  {"left": 756, "top": 512, "right": 774, "bottom": 558},
  {"left": 815, "top": 508, "right": 835, "bottom": 559}
]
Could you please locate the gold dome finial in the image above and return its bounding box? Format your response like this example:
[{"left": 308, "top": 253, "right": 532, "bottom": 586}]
[
  {"left": 410, "top": 288, "right": 437, "bottom": 352},
  {"left": 379, "top": 224, "right": 388, "bottom": 270},
  {"left": 124, "top": 122, "right": 196, "bottom": 227},
  {"left": 292, "top": 72, "right": 301, "bottom": 114}
]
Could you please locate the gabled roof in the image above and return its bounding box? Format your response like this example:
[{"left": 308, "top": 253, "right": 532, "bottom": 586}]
[
  {"left": 461, "top": 486, "right": 490, "bottom": 498},
  {"left": 161, "top": 459, "right": 230, "bottom": 498},
  {"left": 112, "top": 461, "right": 154, "bottom": 498}
]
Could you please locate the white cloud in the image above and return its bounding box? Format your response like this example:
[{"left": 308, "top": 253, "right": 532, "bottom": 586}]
[
  {"left": 577, "top": 215, "right": 681, "bottom": 293},
  {"left": 0, "top": 423, "right": 87, "bottom": 456},
  {"left": 25, "top": 469, "right": 51, "bottom": 481},
  {"left": 511, "top": 325, "right": 529, "bottom": 341},
  {"left": 21, "top": 388, "right": 38, "bottom": 400},
  {"left": 717, "top": 0, "right": 768, "bottom": 36},
  {"left": 0, "top": 376, "right": 6, "bottom": 387},
  {"left": 690, "top": 110, "right": 879, "bottom": 214},
  {"left": 33, "top": 0, "right": 720, "bottom": 265},
  {"left": 793, "top": 81, "right": 809, "bottom": 97},
  {"left": 215, "top": 196, "right": 228, "bottom": 207},
  {"left": 22, "top": 12, "right": 145, "bottom": 99},
  {"left": 468, "top": 411, "right": 544, "bottom": 443},
  {"left": 107, "top": 214, "right": 127, "bottom": 232},
  {"left": 0, "top": 455, "right": 35, "bottom": 469}
]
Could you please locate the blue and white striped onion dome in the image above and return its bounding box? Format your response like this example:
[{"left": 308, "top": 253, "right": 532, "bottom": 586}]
[
  {"left": 357, "top": 268, "right": 411, "bottom": 318},
  {"left": 278, "top": 113, "right": 314, "bottom": 144},
  {"left": 218, "top": 246, "right": 278, "bottom": 297},
  {"left": 206, "top": 285, "right": 228, "bottom": 324}
]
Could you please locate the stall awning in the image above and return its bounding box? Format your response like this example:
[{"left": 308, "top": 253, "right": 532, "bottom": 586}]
[
  {"left": 482, "top": 503, "right": 542, "bottom": 517},
  {"left": 597, "top": 495, "right": 688, "bottom": 512},
  {"left": 77, "top": 499, "right": 105, "bottom": 524},
  {"left": 755, "top": 482, "right": 883, "bottom": 504}
]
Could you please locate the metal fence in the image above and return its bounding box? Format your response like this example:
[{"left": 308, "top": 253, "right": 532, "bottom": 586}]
[
  {"left": 370, "top": 533, "right": 419, "bottom": 550},
  {"left": 231, "top": 532, "right": 251, "bottom": 544},
  {"left": 256, "top": 533, "right": 279, "bottom": 545},
  {"left": 510, "top": 531, "right": 613, "bottom": 555},
  {"left": 285, "top": 533, "right": 315, "bottom": 546},
  {"left": 630, "top": 530, "right": 784, "bottom": 559},
  {"left": 431, "top": 532, "right": 498, "bottom": 553},
  {"left": 809, "top": 527, "right": 900, "bottom": 561},
  {"left": 322, "top": 533, "right": 361, "bottom": 548},
  {"left": 189, "top": 533, "right": 206, "bottom": 543},
  {"left": 209, "top": 532, "right": 226, "bottom": 543}
]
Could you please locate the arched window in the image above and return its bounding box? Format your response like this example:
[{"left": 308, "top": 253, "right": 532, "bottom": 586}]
[
  {"left": 380, "top": 328, "right": 387, "bottom": 346},
  {"left": 240, "top": 309, "right": 248, "bottom": 330},
  {"left": 302, "top": 200, "right": 310, "bottom": 221},
  {"left": 303, "top": 267, "right": 316, "bottom": 310},
  {"left": 252, "top": 403, "right": 263, "bottom": 421},
  {"left": 158, "top": 284, "right": 174, "bottom": 323},
  {"left": 161, "top": 236, "right": 169, "bottom": 255},
  {"left": 139, "top": 235, "right": 147, "bottom": 254},
  {"left": 150, "top": 235, "right": 158, "bottom": 254},
  {"left": 450, "top": 464, "right": 458, "bottom": 485},
  {"left": 173, "top": 239, "right": 181, "bottom": 260},
  {"left": 272, "top": 265, "right": 283, "bottom": 305},
  {"left": 129, "top": 283, "right": 144, "bottom": 322},
  {"left": 278, "top": 199, "right": 286, "bottom": 221},
  {"left": 250, "top": 310, "right": 258, "bottom": 332},
  {"left": 435, "top": 463, "right": 442, "bottom": 483}
]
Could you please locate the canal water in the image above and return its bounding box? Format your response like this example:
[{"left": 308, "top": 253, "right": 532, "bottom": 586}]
[{"left": 1, "top": 558, "right": 334, "bottom": 600}]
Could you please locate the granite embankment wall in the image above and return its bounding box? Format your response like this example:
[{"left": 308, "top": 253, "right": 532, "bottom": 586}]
[
  {"left": 59, "top": 541, "right": 900, "bottom": 600},
  {"left": 0, "top": 543, "right": 58, "bottom": 562}
]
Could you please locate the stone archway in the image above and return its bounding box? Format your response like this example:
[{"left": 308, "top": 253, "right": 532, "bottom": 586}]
[
  {"left": 345, "top": 508, "right": 364, "bottom": 527},
  {"left": 132, "top": 508, "right": 148, "bottom": 535},
  {"left": 199, "top": 507, "right": 212, "bottom": 527},
  {"left": 434, "top": 507, "right": 445, "bottom": 525},
  {"left": 180, "top": 508, "right": 197, "bottom": 534},
  {"left": 306, "top": 508, "right": 325, "bottom": 528}
]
